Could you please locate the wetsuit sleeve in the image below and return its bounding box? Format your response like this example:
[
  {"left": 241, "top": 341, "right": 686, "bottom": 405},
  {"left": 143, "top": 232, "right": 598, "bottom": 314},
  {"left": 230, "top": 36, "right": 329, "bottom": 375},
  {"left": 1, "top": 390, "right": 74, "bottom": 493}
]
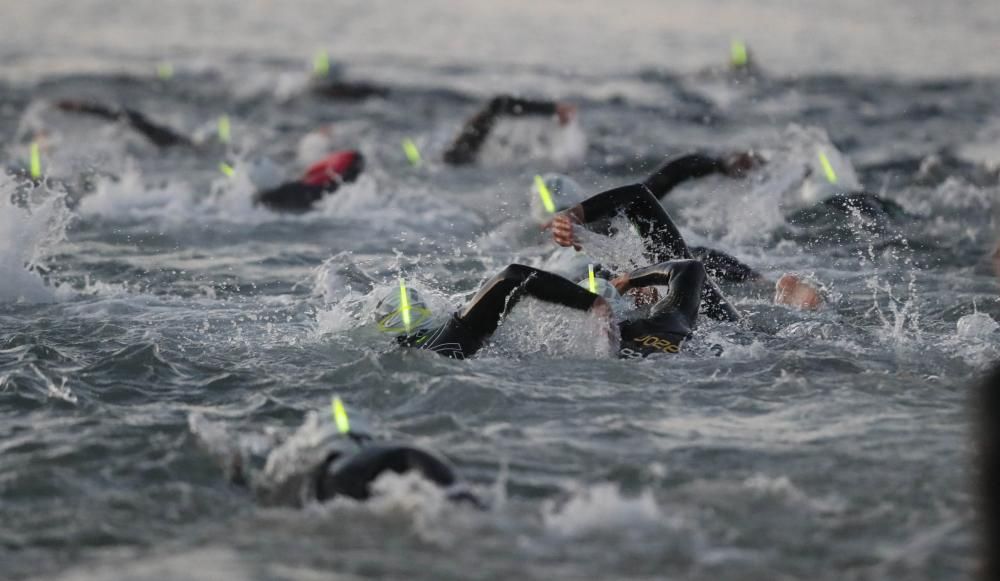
[
  {"left": 312, "top": 80, "right": 389, "bottom": 100},
  {"left": 55, "top": 100, "right": 120, "bottom": 121},
  {"left": 642, "top": 153, "right": 725, "bottom": 199},
  {"left": 627, "top": 260, "right": 705, "bottom": 329},
  {"left": 578, "top": 184, "right": 741, "bottom": 322},
  {"left": 580, "top": 183, "right": 690, "bottom": 261},
  {"left": 458, "top": 264, "right": 598, "bottom": 329},
  {"left": 55, "top": 100, "right": 191, "bottom": 147},
  {"left": 443, "top": 95, "right": 560, "bottom": 165},
  {"left": 121, "top": 108, "right": 192, "bottom": 147},
  {"left": 689, "top": 246, "right": 761, "bottom": 283},
  {"left": 417, "top": 264, "right": 600, "bottom": 358}
]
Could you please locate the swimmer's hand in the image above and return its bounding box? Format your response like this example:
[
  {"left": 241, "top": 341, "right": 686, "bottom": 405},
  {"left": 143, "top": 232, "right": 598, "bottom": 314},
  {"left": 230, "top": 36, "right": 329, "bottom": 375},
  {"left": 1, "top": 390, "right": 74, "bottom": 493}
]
[
  {"left": 556, "top": 103, "right": 576, "bottom": 126},
  {"left": 613, "top": 274, "right": 659, "bottom": 307},
  {"left": 543, "top": 205, "right": 585, "bottom": 250},
  {"left": 722, "top": 150, "right": 764, "bottom": 178},
  {"left": 774, "top": 274, "right": 824, "bottom": 311}
]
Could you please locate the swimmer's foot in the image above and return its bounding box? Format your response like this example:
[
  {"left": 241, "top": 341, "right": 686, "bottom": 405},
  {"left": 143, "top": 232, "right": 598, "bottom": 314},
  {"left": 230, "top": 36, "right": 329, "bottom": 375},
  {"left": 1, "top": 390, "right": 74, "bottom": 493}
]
[{"left": 774, "top": 274, "right": 824, "bottom": 310}]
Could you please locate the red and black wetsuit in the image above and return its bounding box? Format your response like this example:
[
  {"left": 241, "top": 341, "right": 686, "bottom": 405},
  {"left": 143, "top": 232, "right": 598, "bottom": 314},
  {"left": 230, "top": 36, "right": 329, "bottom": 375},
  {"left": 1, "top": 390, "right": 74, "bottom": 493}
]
[{"left": 253, "top": 150, "right": 365, "bottom": 212}]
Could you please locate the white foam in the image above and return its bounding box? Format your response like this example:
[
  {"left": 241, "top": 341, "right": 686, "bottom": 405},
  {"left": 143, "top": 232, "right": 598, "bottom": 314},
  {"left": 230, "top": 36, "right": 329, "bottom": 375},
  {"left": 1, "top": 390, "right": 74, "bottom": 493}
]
[
  {"left": 956, "top": 312, "right": 999, "bottom": 339},
  {"left": 542, "top": 483, "right": 667, "bottom": 538},
  {"left": 78, "top": 158, "right": 195, "bottom": 220},
  {"left": 477, "top": 118, "right": 587, "bottom": 168},
  {"left": 0, "top": 179, "right": 72, "bottom": 303}
]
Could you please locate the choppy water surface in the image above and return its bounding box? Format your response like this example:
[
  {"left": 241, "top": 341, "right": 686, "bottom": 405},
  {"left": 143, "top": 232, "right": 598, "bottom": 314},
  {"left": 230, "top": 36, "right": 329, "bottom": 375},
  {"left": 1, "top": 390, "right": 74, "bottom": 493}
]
[{"left": 2, "top": 2, "right": 1000, "bottom": 580}]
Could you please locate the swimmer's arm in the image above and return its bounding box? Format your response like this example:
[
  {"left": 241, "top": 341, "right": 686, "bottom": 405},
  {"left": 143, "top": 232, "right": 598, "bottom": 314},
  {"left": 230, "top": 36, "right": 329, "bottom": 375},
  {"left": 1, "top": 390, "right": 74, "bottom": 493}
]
[
  {"left": 55, "top": 100, "right": 190, "bottom": 147},
  {"left": 458, "top": 264, "right": 607, "bottom": 334},
  {"left": 643, "top": 151, "right": 763, "bottom": 199},
  {"left": 575, "top": 183, "right": 690, "bottom": 261},
  {"left": 443, "top": 95, "right": 571, "bottom": 165},
  {"left": 618, "top": 259, "right": 739, "bottom": 323},
  {"left": 55, "top": 100, "right": 122, "bottom": 121},
  {"left": 642, "top": 154, "right": 725, "bottom": 199},
  {"left": 121, "top": 108, "right": 192, "bottom": 147}
]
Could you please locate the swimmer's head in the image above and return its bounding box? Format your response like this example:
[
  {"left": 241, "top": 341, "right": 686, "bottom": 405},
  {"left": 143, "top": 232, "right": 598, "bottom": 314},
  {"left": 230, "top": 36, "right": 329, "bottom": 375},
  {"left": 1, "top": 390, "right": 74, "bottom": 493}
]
[
  {"left": 374, "top": 284, "right": 435, "bottom": 335},
  {"left": 247, "top": 156, "right": 285, "bottom": 191},
  {"left": 530, "top": 173, "right": 583, "bottom": 224},
  {"left": 577, "top": 276, "right": 627, "bottom": 314}
]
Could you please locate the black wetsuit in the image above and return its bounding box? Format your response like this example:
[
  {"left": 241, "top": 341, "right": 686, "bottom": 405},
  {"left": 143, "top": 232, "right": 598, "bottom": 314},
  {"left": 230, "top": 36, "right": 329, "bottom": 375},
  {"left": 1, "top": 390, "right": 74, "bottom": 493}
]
[
  {"left": 444, "top": 95, "right": 562, "bottom": 165},
  {"left": 400, "top": 185, "right": 739, "bottom": 360},
  {"left": 637, "top": 154, "right": 762, "bottom": 283},
  {"left": 55, "top": 100, "right": 192, "bottom": 147},
  {"left": 316, "top": 442, "right": 478, "bottom": 505},
  {"left": 252, "top": 152, "right": 365, "bottom": 212},
  {"left": 311, "top": 80, "right": 389, "bottom": 101},
  {"left": 648, "top": 152, "right": 910, "bottom": 231}
]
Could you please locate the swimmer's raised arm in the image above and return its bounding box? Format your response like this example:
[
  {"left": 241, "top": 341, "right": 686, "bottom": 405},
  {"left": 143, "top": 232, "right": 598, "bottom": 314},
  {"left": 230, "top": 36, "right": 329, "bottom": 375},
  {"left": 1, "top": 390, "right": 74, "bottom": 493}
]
[
  {"left": 55, "top": 99, "right": 192, "bottom": 148},
  {"left": 643, "top": 151, "right": 764, "bottom": 199},
  {"left": 443, "top": 95, "right": 575, "bottom": 165}
]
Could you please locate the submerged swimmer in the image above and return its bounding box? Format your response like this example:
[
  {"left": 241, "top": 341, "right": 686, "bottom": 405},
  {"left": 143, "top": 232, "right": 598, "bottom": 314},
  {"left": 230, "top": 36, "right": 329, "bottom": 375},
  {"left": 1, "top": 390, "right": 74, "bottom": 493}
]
[
  {"left": 443, "top": 95, "right": 577, "bottom": 166},
  {"left": 218, "top": 399, "right": 479, "bottom": 507}
]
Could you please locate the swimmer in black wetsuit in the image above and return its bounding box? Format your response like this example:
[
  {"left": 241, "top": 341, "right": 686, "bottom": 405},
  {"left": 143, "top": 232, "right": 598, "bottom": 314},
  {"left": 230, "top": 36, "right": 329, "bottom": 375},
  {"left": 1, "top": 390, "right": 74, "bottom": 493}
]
[
  {"left": 375, "top": 184, "right": 741, "bottom": 360},
  {"left": 443, "top": 95, "right": 576, "bottom": 166},
  {"left": 54, "top": 99, "right": 193, "bottom": 148},
  {"left": 646, "top": 150, "right": 910, "bottom": 226},
  {"left": 218, "top": 403, "right": 480, "bottom": 507},
  {"left": 55, "top": 97, "right": 365, "bottom": 212},
  {"left": 252, "top": 150, "right": 365, "bottom": 212},
  {"left": 380, "top": 260, "right": 713, "bottom": 360}
]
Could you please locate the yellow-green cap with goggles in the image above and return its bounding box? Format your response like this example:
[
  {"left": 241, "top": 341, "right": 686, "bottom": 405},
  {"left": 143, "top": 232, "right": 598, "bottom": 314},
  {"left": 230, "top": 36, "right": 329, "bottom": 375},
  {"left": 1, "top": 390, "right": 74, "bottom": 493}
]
[{"left": 375, "top": 280, "right": 435, "bottom": 335}]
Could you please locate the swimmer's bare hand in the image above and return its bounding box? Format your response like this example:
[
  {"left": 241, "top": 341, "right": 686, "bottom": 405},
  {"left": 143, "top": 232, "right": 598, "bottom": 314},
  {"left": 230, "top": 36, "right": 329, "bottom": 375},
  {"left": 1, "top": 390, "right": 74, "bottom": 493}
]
[
  {"left": 722, "top": 150, "right": 764, "bottom": 178},
  {"left": 542, "top": 205, "right": 584, "bottom": 250},
  {"left": 774, "top": 273, "right": 824, "bottom": 311},
  {"left": 611, "top": 274, "right": 631, "bottom": 293},
  {"left": 556, "top": 103, "right": 576, "bottom": 126}
]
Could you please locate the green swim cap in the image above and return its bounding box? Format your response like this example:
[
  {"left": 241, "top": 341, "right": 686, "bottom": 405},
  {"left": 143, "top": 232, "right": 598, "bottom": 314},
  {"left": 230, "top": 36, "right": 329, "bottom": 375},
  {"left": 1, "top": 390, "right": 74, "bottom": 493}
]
[{"left": 374, "top": 284, "right": 434, "bottom": 334}]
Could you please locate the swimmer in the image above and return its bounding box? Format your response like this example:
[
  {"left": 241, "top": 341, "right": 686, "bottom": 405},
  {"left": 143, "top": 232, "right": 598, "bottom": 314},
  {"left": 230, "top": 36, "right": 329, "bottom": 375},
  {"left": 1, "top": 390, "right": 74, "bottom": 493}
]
[
  {"left": 54, "top": 99, "right": 193, "bottom": 148},
  {"left": 251, "top": 149, "right": 365, "bottom": 212},
  {"left": 375, "top": 259, "right": 715, "bottom": 360},
  {"left": 544, "top": 182, "right": 825, "bottom": 311},
  {"left": 219, "top": 400, "right": 480, "bottom": 507},
  {"left": 443, "top": 95, "right": 576, "bottom": 166},
  {"left": 374, "top": 183, "right": 748, "bottom": 359},
  {"left": 526, "top": 172, "right": 762, "bottom": 284},
  {"left": 646, "top": 150, "right": 911, "bottom": 228}
]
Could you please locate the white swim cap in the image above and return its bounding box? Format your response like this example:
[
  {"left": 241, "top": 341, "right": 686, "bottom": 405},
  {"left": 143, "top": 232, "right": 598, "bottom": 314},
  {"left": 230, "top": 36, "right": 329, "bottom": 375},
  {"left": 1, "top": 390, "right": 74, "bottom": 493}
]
[
  {"left": 247, "top": 156, "right": 285, "bottom": 191},
  {"left": 530, "top": 173, "right": 584, "bottom": 224},
  {"left": 577, "top": 276, "right": 626, "bottom": 313}
]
